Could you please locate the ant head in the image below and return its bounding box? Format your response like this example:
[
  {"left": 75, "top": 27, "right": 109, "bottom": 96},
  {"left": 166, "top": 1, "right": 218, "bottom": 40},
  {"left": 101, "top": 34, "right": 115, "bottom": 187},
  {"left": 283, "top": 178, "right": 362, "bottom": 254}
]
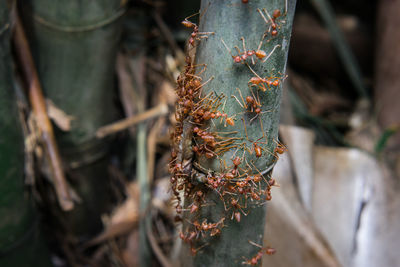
[{"left": 273, "top": 9, "right": 281, "bottom": 19}]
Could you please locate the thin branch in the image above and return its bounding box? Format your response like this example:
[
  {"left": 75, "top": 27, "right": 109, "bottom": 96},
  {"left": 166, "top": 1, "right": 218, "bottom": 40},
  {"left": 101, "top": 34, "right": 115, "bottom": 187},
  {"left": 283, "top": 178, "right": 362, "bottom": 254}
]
[{"left": 13, "top": 14, "right": 74, "bottom": 211}]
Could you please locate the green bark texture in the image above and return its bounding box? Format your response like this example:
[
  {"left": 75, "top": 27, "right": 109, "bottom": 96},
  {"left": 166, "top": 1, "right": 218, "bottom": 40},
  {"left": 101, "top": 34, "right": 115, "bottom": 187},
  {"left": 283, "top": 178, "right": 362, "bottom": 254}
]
[
  {"left": 19, "top": 0, "right": 125, "bottom": 236},
  {"left": 0, "top": 2, "right": 50, "bottom": 266},
  {"left": 185, "top": 0, "right": 296, "bottom": 266}
]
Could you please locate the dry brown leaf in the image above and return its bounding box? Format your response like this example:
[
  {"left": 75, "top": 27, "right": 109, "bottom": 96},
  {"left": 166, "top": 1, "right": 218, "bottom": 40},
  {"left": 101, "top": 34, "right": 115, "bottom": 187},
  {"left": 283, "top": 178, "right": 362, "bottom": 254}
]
[
  {"left": 84, "top": 182, "right": 139, "bottom": 247},
  {"left": 46, "top": 99, "right": 74, "bottom": 131},
  {"left": 264, "top": 152, "right": 340, "bottom": 267},
  {"left": 159, "top": 80, "right": 177, "bottom": 105},
  {"left": 122, "top": 230, "right": 139, "bottom": 267}
]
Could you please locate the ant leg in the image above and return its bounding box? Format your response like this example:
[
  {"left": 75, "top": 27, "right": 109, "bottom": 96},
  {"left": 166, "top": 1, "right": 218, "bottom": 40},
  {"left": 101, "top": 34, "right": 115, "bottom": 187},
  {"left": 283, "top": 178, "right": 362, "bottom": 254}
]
[
  {"left": 221, "top": 38, "right": 234, "bottom": 59},
  {"left": 234, "top": 45, "right": 242, "bottom": 56},
  {"left": 248, "top": 240, "right": 263, "bottom": 249},
  {"left": 240, "top": 37, "right": 248, "bottom": 55},
  {"left": 195, "top": 35, "right": 212, "bottom": 41},
  {"left": 249, "top": 113, "right": 259, "bottom": 124},
  {"left": 242, "top": 118, "right": 250, "bottom": 141},
  {"left": 248, "top": 86, "right": 260, "bottom": 108},
  {"left": 185, "top": 73, "right": 203, "bottom": 80},
  {"left": 256, "top": 90, "right": 261, "bottom": 107},
  {"left": 231, "top": 147, "right": 241, "bottom": 159},
  {"left": 192, "top": 63, "right": 208, "bottom": 76},
  {"left": 262, "top": 8, "right": 274, "bottom": 23},
  {"left": 256, "top": 36, "right": 265, "bottom": 51},
  {"left": 236, "top": 87, "right": 247, "bottom": 108},
  {"left": 221, "top": 97, "right": 227, "bottom": 118},
  {"left": 223, "top": 159, "right": 228, "bottom": 170},
  {"left": 258, "top": 116, "right": 266, "bottom": 142},
  {"left": 197, "top": 31, "right": 215, "bottom": 36},
  {"left": 193, "top": 75, "right": 214, "bottom": 92},
  {"left": 231, "top": 94, "right": 245, "bottom": 108},
  {"left": 260, "top": 83, "right": 268, "bottom": 92},
  {"left": 262, "top": 44, "right": 281, "bottom": 63},
  {"left": 257, "top": 8, "right": 270, "bottom": 25},
  {"left": 246, "top": 64, "right": 263, "bottom": 80}
]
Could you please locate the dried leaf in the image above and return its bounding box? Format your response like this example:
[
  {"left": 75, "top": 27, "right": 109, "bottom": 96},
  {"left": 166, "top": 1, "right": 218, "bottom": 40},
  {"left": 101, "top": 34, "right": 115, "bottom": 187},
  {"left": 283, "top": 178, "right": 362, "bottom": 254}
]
[
  {"left": 84, "top": 182, "right": 139, "bottom": 247},
  {"left": 46, "top": 99, "right": 74, "bottom": 131}
]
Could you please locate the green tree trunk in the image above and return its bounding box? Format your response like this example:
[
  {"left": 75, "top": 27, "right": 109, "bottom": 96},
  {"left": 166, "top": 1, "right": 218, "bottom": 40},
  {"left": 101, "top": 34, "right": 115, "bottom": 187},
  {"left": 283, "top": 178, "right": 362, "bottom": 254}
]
[
  {"left": 19, "top": 0, "right": 125, "bottom": 238},
  {"left": 176, "top": 0, "right": 296, "bottom": 266},
  {"left": 0, "top": 1, "right": 50, "bottom": 266}
]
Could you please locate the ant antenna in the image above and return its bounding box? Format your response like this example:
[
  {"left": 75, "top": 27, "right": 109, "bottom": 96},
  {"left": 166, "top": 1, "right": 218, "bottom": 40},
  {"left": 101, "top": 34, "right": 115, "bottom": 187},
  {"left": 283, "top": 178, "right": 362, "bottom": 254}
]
[
  {"left": 183, "top": 12, "right": 200, "bottom": 22},
  {"left": 257, "top": 8, "right": 270, "bottom": 25},
  {"left": 246, "top": 64, "right": 263, "bottom": 80},
  {"left": 262, "top": 8, "right": 273, "bottom": 23}
]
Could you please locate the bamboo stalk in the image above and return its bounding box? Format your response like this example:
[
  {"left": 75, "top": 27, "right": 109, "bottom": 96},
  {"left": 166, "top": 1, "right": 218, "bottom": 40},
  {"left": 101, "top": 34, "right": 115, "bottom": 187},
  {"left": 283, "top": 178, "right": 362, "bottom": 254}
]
[
  {"left": 13, "top": 14, "right": 73, "bottom": 211},
  {"left": 176, "top": 0, "right": 297, "bottom": 265},
  {"left": 0, "top": 1, "right": 51, "bottom": 265},
  {"left": 19, "top": 0, "right": 126, "bottom": 241}
]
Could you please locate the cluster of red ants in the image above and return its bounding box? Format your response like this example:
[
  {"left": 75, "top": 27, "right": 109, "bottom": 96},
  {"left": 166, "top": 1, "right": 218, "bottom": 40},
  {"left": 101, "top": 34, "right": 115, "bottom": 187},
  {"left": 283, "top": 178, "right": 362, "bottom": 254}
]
[{"left": 170, "top": 2, "right": 288, "bottom": 265}]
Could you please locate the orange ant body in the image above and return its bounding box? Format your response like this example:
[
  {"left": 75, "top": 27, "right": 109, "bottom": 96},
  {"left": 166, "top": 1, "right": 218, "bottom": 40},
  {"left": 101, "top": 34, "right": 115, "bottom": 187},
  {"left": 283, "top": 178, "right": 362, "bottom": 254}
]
[{"left": 254, "top": 143, "right": 262, "bottom": 157}]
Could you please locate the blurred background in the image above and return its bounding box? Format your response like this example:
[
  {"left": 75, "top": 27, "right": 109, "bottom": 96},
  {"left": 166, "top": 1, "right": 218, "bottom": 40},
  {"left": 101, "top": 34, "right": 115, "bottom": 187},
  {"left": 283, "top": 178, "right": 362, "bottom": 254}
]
[{"left": 1, "top": 0, "right": 399, "bottom": 266}]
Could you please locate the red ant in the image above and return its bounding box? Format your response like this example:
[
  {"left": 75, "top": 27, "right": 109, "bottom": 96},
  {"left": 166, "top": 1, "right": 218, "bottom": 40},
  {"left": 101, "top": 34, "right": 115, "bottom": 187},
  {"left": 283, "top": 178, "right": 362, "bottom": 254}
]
[
  {"left": 231, "top": 88, "right": 269, "bottom": 122},
  {"left": 179, "top": 230, "right": 198, "bottom": 243},
  {"left": 221, "top": 37, "right": 269, "bottom": 65},
  {"left": 208, "top": 110, "right": 236, "bottom": 127},
  {"left": 248, "top": 136, "right": 267, "bottom": 158},
  {"left": 190, "top": 243, "right": 209, "bottom": 256},
  {"left": 246, "top": 95, "right": 261, "bottom": 114},
  {"left": 231, "top": 156, "right": 242, "bottom": 175},
  {"left": 274, "top": 139, "right": 287, "bottom": 155},
  {"left": 257, "top": 0, "right": 287, "bottom": 38},
  {"left": 242, "top": 241, "right": 276, "bottom": 265},
  {"left": 241, "top": 118, "right": 279, "bottom": 162},
  {"left": 247, "top": 64, "right": 285, "bottom": 92},
  {"left": 227, "top": 197, "right": 248, "bottom": 222},
  {"left": 181, "top": 12, "right": 214, "bottom": 47}
]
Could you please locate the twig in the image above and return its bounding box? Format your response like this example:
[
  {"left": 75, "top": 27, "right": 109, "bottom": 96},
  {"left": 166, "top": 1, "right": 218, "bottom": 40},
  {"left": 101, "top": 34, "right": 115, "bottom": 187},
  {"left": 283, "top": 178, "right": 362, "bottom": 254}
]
[
  {"left": 96, "top": 104, "right": 168, "bottom": 138},
  {"left": 138, "top": 122, "right": 151, "bottom": 266},
  {"left": 145, "top": 217, "right": 173, "bottom": 267},
  {"left": 147, "top": 117, "right": 165, "bottom": 184},
  {"left": 13, "top": 14, "right": 73, "bottom": 211}
]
